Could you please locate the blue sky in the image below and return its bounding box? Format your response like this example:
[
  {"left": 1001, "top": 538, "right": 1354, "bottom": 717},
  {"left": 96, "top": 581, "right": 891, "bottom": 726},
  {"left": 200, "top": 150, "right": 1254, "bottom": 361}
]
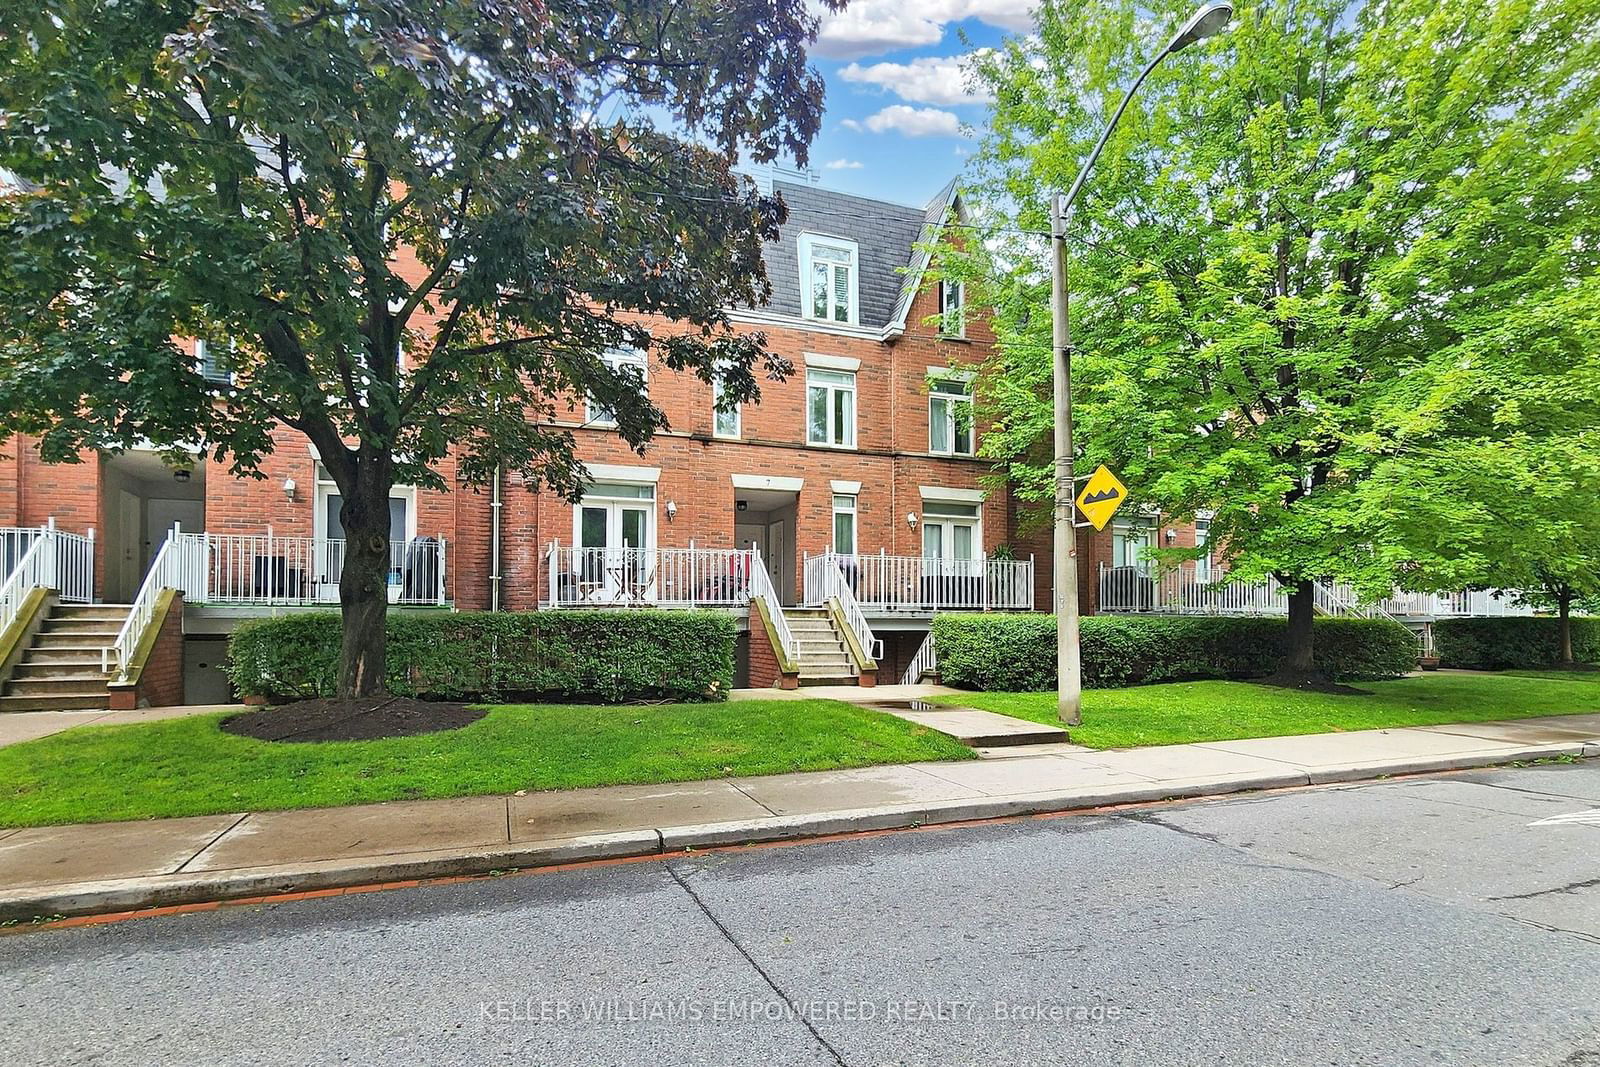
[{"left": 798, "top": 1, "right": 1037, "bottom": 207}]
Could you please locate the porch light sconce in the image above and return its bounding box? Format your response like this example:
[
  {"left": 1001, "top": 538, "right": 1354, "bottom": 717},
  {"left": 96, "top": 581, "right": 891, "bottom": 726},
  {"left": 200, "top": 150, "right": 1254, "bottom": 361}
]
[
  {"left": 1165, "top": 527, "right": 1178, "bottom": 544},
  {"left": 907, "top": 512, "right": 919, "bottom": 529},
  {"left": 736, "top": 499, "right": 748, "bottom": 513},
  {"left": 665, "top": 499, "right": 678, "bottom": 522},
  {"left": 172, "top": 468, "right": 191, "bottom": 484},
  {"left": 283, "top": 477, "right": 297, "bottom": 502}
]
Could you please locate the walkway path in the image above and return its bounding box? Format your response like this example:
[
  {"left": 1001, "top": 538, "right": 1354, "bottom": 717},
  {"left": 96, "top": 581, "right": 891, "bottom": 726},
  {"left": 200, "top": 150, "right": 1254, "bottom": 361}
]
[{"left": 2, "top": 711, "right": 1597, "bottom": 922}]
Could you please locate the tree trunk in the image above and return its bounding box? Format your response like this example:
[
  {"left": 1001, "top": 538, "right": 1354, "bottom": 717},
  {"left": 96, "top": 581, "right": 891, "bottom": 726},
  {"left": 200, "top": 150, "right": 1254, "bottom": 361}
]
[
  {"left": 337, "top": 481, "right": 392, "bottom": 700},
  {"left": 1284, "top": 578, "right": 1317, "bottom": 676},
  {"left": 1260, "top": 578, "right": 1332, "bottom": 689},
  {"left": 1558, "top": 590, "right": 1574, "bottom": 667}
]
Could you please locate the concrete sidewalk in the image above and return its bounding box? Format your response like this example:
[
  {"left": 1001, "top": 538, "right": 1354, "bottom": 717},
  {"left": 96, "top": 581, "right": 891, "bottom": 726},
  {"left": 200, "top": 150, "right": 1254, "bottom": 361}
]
[{"left": 2, "top": 712, "right": 1598, "bottom": 922}]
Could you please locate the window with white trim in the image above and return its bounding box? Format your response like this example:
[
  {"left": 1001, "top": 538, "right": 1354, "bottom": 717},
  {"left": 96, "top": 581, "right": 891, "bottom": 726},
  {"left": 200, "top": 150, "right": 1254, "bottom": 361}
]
[
  {"left": 711, "top": 367, "right": 741, "bottom": 439},
  {"left": 928, "top": 377, "right": 973, "bottom": 456},
  {"left": 807, "top": 368, "right": 856, "bottom": 448},
  {"left": 940, "top": 280, "right": 965, "bottom": 337},
  {"left": 586, "top": 347, "right": 648, "bottom": 427},
  {"left": 1112, "top": 518, "right": 1156, "bottom": 572},
  {"left": 1195, "top": 518, "right": 1213, "bottom": 581},
  {"left": 799, "top": 234, "right": 858, "bottom": 325},
  {"left": 832, "top": 494, "right": 857, "bottom": 556},
  {"left": 194, "top": 339, "right": 231, "bottom": 384}
]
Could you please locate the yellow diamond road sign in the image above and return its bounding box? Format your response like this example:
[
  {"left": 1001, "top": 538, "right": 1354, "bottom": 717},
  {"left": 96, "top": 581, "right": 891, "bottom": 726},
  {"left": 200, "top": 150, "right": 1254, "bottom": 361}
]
[{"left": 1075, "top": 465, "right": 1128, "bottom": 531}]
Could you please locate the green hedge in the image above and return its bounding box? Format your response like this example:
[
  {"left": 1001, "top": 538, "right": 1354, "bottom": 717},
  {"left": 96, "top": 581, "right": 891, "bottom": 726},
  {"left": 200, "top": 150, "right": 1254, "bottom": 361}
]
[
  {"left": 227, "top": 610, "right": 737, "bottom": 704},
  {"left": 1434, "top": 617, "right": 1600, "bottom": 670},
  {"left": 931, "top": 614, "right": 1419, "bottom": 692}
]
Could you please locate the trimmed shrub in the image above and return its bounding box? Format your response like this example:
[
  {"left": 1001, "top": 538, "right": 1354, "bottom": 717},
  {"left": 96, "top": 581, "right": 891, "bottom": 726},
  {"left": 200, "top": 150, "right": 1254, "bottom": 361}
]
[
  {"left": 1434, "top": 616, "right": 1600, "bottom": 670},
  {"left": 227, "top": 610, "right": 737, "bottom": 704},
  {"left": 931, "top": 613, "right": 1419, "bottom": 692}
]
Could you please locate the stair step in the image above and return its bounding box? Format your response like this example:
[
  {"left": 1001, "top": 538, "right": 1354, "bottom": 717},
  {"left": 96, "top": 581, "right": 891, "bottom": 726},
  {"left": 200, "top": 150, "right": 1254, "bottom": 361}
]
[
  {"left": 22, "top": 647, "right": 114, "bottom": 665},
  {"left": 29, "top": 633, "right": 117, "bottom": 650},
  {"left": 11, "top": 662, "right": 113, "bottom": 681},
  {"left": 0, "top": 693, "right": 111, "bottom": 712},
  {"left": 41, "top": 618, "right": 125, "bottom": 636},
  {"left": 797, "top": 675, "right": 859, "bottom": 687},
  {"left": 51, "top": 604, "right": 133, "bottom": 621},
  {"left": 5, "top": 676, "right": 111, "bottom": 698}
]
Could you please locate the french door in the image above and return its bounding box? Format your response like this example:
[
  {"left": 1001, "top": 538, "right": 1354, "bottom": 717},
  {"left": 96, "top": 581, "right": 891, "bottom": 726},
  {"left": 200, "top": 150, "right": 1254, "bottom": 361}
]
[{"left": 575, "top": 495, "right": 653, "bottom": 603}]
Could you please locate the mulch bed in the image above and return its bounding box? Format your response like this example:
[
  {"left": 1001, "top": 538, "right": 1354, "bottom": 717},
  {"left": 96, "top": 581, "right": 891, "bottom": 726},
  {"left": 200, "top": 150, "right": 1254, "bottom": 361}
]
[{"left": 221, "top": 695, "right": 486, "bottom": 743}]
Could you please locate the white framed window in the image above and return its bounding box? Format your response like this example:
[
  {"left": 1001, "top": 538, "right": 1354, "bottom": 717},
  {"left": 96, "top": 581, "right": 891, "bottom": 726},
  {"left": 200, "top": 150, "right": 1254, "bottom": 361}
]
[
  {"left": 194, "top": 339, "right": 232, "bottom": 384},
  {"left": 585, "top": 347, "right": 648, "bottom": 427},
  {"left": 1112, "top": 518, "right": 1156, "bottom": 572},
  {"left": 921, "top": 500, "right": 980, "bottom": 563},
  {"left": 940, "top": 280, "right": 965, "bottom": 337},
  {"left": 928, "top": 377, "right": 974, "bottom": 456},
  {"left": 832, "top": 494, "right": 857, "bottom": 556},
  {"left": 807, "top": 369, "right": 856, "bottom": 449},
  {"left": 572, "top": 481, "right": 656, "bottom": 600},
  {"left": 313, "top": 464, "right": 417, "bottom": 546},
  {"left": 799, "top": 234, "right": 859, "bottom": 325},
  {"left": 711, "top": 367, "right": 741, "bottom": 439}
]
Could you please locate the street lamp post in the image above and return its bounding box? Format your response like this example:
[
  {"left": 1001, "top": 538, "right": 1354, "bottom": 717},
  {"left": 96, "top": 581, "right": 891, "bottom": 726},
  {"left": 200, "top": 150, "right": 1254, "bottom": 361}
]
[{"left": 1053, "top": 0, "right": 1233, "bottom": 726}]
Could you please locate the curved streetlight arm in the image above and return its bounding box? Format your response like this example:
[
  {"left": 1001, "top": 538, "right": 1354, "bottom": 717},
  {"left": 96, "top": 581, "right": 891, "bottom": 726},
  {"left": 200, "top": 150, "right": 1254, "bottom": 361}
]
[{"left": 1058, "top": 48, "right": 1168, "bottom": 224}]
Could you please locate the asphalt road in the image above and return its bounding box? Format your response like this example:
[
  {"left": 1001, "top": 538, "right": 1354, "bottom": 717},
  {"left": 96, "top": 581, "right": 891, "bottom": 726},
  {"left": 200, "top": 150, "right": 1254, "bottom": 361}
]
[{"left": 4, "top": 762, "right": 1599, "bottom": 1067}]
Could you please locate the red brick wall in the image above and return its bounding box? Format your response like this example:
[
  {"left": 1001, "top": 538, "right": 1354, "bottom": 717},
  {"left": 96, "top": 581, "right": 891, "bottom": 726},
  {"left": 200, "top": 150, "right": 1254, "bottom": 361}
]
[
  {"left": 109, "top": 593, "right": 185, "bottom": 710},
  {"left": 747, "top": 607, "right": 785, "bottom": 689}
]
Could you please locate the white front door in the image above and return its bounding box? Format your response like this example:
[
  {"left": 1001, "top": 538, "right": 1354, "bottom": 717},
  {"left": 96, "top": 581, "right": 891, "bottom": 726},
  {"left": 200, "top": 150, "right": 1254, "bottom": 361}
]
[{"left": 764, "top": 522, "right": 784, "bottom": 599}]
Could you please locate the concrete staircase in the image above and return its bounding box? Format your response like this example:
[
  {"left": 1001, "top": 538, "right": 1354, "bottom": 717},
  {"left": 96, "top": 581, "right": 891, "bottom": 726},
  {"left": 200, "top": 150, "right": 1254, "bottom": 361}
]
[
  {"left": 0, "top": 603, "right": 130, "bottom": 712},
  {"left": 784, "top": 607, "right": 860, "bottom": 686}
]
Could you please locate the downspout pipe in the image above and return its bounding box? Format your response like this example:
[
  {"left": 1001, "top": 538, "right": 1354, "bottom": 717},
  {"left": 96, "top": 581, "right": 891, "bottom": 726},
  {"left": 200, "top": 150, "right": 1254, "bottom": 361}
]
[{"left": 490, "top": 464, "right": 502, "bottom": 611}]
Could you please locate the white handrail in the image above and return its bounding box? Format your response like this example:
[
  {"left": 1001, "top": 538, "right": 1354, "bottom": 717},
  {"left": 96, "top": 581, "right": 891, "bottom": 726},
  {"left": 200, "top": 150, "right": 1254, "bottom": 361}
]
[
  {"left": 0, "top": 522, "right": 96, "bottom": 640},
  {"left": 0, "top": 532, "right": 52, "bottom": 641},
  {"left": 105, "top": 531, "right": 190, "bottom": 676},
  {"left": 813, "top": 554, "right": 881, "bottom": 663},
  {"left": 900, "top": 630, "right": 936, "bottom": 686},
  {"left": 748, "top": 547, "right": 799, "bottom": 663}
]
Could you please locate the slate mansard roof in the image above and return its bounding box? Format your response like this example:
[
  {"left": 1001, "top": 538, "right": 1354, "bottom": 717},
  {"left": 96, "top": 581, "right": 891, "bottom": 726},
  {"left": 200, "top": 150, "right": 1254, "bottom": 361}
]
[{"left": 756, "top": 178, "right": 960, "bottom": 334}]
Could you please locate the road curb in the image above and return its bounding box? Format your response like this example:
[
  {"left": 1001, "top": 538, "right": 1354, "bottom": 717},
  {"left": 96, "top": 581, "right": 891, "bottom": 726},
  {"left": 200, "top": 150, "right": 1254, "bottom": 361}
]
[{"left": 2, "top": 743, "right": 1594, "bottom": 924}]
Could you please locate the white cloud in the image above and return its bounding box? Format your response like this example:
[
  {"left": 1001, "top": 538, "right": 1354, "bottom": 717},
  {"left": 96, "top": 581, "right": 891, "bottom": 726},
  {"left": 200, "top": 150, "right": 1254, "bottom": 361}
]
[
  {"left": 812, "top": 0, "right": 1036, "bottom": 60},
  {"left": 840, "top": 105, "right": 965, "bottom": 138},
  {"left": 839, "top": 53, "right": 995, "bottom": 107},
  {"left": 824, "top": 158, "right": 865, "bottom": 170}
]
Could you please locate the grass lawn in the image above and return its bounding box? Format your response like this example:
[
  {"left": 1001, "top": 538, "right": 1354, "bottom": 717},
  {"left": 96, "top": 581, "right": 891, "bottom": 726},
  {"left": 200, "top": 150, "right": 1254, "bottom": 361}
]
[
  {"left": 0, "top": 699, "right": 973, "bottom": 829},
  {"left": 932, "top": 672, "right": 1600, "bottom": 750}
]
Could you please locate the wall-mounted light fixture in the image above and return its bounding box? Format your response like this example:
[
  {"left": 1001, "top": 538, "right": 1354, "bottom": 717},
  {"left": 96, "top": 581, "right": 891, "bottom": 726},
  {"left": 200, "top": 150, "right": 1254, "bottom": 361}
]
[
  {"left": 283, "top": 477, "right": 297, "bottom": 501},
  {"left": 665, "top": 500, "right": 678, "bottom": 522},
  {"left": 1165, "top": 527, "right": 1178, "bottom": 544},
  {"left": 736, "top": 499, "right": 748, "bottom": 513},
  {"left": 907, "top": 512, "right": 919, "bottom": 529},
  {"left": 172, "top": 468, "right": 191, "bottom": 484}
]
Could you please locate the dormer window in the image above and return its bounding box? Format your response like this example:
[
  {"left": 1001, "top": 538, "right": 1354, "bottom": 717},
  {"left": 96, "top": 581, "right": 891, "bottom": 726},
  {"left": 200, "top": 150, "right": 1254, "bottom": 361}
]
[{"left": 799, "top": 234, "right": 858, "bottom": 325}]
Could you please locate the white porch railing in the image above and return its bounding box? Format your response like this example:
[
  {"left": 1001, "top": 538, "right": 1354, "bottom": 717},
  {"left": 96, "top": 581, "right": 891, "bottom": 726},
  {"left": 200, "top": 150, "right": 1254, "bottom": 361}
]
[
  {"left": 543, "top": 542, "right": 759, "bottom": 608},
  {"left": 802, "top": 551, "right": 1035, "bottom": 613},
  {"left": 175, "top": 530, "right": 447, "bottom": 606},
  {"left": 805, "top": 552, "right": 882, "bottom": 661},
  {"left": 1377, "top": 590, "right": 1534, "bottom": 618},
  {"left": 901, "top": 630, "right": 936, "bottom": 686},
  {"left": 747, "top": 546, "right": 800, "bottom": 664},
  {"left": 0, "top": 522, "right": 95, "bottom": 641},
  {"left": 1097, "top": 563, "right": 1288, "bottom": 615},
  {"left": 1099, "top": 563, "right": 1532, "bottom": 622}
]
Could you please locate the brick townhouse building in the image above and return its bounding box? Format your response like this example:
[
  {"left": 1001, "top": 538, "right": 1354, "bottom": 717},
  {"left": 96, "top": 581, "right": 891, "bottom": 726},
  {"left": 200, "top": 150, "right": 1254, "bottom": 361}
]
[{"left": 0, "top": 168, "right": 1070, "bottom": 706}]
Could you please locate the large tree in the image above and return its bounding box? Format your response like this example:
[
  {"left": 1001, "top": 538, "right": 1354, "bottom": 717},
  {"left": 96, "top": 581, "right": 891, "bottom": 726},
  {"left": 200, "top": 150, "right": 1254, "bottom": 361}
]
[
  {"left": 0, "top": 0, "right": 838, "bottom": 697},
  {"left": 950, "top": 0, "right": 1600, "bottom": 682}
]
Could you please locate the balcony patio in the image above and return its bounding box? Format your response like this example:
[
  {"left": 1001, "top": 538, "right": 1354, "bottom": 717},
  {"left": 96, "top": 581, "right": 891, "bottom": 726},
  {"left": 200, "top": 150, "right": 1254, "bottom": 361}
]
[{"left": 161, "top": 530, "right": 448, "bottom": 607}]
